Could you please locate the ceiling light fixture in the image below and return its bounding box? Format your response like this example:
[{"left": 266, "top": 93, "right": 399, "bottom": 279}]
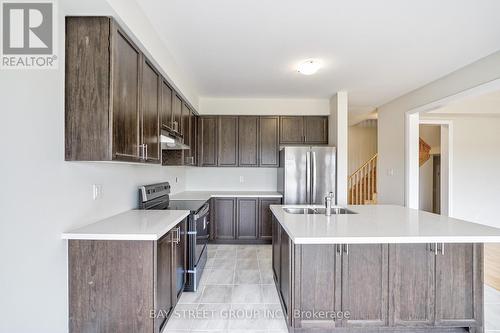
[{"left": 297, "top": 60, "right": 321, "bottom": 75}]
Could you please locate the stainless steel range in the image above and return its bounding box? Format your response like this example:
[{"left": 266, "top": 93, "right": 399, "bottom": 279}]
[{"left": 138, "top": 182, "right": 209, "bottom": 292}]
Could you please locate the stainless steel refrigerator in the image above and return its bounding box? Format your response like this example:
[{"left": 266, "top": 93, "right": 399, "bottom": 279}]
[{"left": 277, "top": 146, "right": 336, "bottom": 205}]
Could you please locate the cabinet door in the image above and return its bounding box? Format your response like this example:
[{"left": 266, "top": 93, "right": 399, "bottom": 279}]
[
  {"left": 259, "top": 198, "right": 281, "bottom": 240},
  {"left": 156, "top": 232, "right": 174, "bottom": 333},
  {"left": 200, "top": 116, "right": 218, "bottom": 166},
  {"left": 238, "top": 117, "right": 259, "bottom": 166},
  {"left": 341, "top": 244, "right": 389, "bottom": 327},
  {"left": 182, "top": 104, "right": 194, "bottom": 165},
  {"left": 280, "top": 230, "right": 291, "bottom": 316},
  {"left": 218, "top": 116, "right": 239, "bottom": 166},
  {"left": 389, "top": 244, "right": 435, "bottom": 327},
  {"left": 172, "top": 94, "right": 182, "bottom": 133},
  {"left": 160, "top": 80, "right": 173, "bottom": 130},
  {"left": 236, "top": 198, "right": 258, "bottom": 240},
  {"left": 304, "top": 116, "right": 328, "bottom": 144},
  {"left": 141, "top": 59, "right": 160, "bottom": 163},
  {"left": 435, "top": 243, "right": 483, "bottom": 328},
  {"left": 214, "top": 198, "right": 236, "bottom": 240},
  {"left": 272, "top": 217, "right": 281, "bottom": 283},
  {"left": 280, "top": 116, "right": 304, "bottom": 144},
  {"left": 294, "top": 244, "right": 340, "bottom": 330},
  {"left": 111, "top": 27, "right": 141, "bottom": 161},
  {"left": 173, "top": 219, "right": 186, "bottom": 302},
  {"left": 259, "top": 116, "right": 280, "bottom": 167}
]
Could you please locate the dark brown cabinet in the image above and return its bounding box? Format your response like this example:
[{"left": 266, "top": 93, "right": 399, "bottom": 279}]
[
  {"left": 259, "top": 116, "right": 280, "bottom": 167},
  {"left": 259, "top": 198, "right": 281, "bottom": 240},
  {"left": 66, "top": 17, "right": 199, "bottom": 165},
  {"left": 172, "top": 94, "right": 182, "bottom": 134},
  {"left": 141, "top": 59, "right": 161, "bottom": 163},
  {"left": 200, "top": 116, "right": 218, "bottom": 166},
  {"left": 182, "top": 105, "right": 195, "bottom": 165},
  {"left": 160, "top": 80, "right": 173, "bottom": 130},
  {"left": 236, "top": 198, "right": 258, "bottom": 240},
  {"left": 280, "top": 116, "right": 304, "bottom": 144},
  {"left": 65, "top": 17, "right": 143, "bottom": 162},
  {"left": 68, "top": 219, "right": 187, "bottom": 333},
  {"left": 279, "top": 116, "right": 329, "bottom": 145},
  {"left": 435, "top": 243, "right": 483, "bottom": 328},
  {"left": 389, "top": 244, "right": 435, "bottom": 327},
  {"left": 341, "top": 244, "right": 389, "bottom": 327},
  {"left": 156, "top": 229, "right": 175, "bottom": 332},
  {"left": 304, "top": 116, "right": 329, "bottom": 144},
  {"left": 173, "top": 220, "right": 186, "bottom": 301},
  {"left": 218, "top": 116, "right": 239, "bottom": 166},
  {"left": 213, "top": 198, "right": 236, "bottom": 240},
  {"left": 238, "top": 117, "right": 259, "bottom": 167}
]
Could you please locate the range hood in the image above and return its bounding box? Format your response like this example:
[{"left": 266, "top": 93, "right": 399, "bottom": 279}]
[{"left": 161, "top": 129, "right": 189, "bottom": 150}]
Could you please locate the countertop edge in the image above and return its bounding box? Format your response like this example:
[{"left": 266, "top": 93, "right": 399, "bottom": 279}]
[{"left": 61, "top": 210, "right": 190, "bottom": 241}]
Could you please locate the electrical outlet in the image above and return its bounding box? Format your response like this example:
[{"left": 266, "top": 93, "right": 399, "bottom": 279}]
[
  {"left": 239, "top": 176, "right": 244, "bottom": 183},
  {"left": 92, "top": 184, "right": 103, "bottom": 200}
]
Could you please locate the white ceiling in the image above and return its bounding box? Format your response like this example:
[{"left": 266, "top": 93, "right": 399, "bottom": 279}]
[
  {"left": 430, "top": 89, "right": 500, "bottom": 114},
  {"left": 137, "top": 0, "right": 500, "bottom": 107}
]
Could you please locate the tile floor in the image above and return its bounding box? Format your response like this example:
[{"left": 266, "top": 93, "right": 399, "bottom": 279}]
[
  {"left": 485, "top": 284, "right": 500, "bottom": 332},
  {"left": 165, "top": 244, "right": 500, "bottom": 333},
  {"left": 164, "top": 244, "right": 287, "bottom": 333}
]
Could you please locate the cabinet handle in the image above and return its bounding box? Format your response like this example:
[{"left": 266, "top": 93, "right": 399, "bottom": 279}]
[
  {"left": 343, "top": 244, "right": 349, "bottom": 255},
  {"left": 438, "top": 243, "right": 445, "bottom": 255},
  {"left": 145, "top": 144, "right": 148, "bottom": 160},
  {"left": 172, "top": 227, "right": 181, "bottom": 244},
  {"left": 336, "top": 244, "right": 341, "bottom": 255}
]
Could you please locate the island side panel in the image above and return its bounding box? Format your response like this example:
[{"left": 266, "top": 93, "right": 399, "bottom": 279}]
[{"left": 68, "top": 240, "right": 155, "bottom": 333}]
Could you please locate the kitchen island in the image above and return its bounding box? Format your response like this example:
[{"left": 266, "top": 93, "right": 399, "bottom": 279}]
[{"left": 270, "top": 204, "right": 500, "bottom": 333}]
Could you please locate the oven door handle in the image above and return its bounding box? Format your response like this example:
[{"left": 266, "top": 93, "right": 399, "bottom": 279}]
[{"left": 194, "top": 203, "right": 210, "bottom": 220}]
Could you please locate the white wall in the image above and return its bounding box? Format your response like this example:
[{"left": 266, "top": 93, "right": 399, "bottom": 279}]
[
  {"left": 185, "top": 167, "right": 278, "bottom": 191},
  {"left": 419, "top": 115, "right": 500, "bottom": 227},
  {"left": 378, "top": 51, "right": 500, "bottom": 205},
  {"left": 0, "top": 3, "right": 193, "bottom": 332},
  {"left": 199, "top": 97, "right": 329, "bottom": 115},
  {"left": 348, "top": 125, "right": 377, "bottom": 175}
]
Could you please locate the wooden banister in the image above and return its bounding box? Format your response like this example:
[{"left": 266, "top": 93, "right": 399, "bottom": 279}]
[{"left": 348, "top": 154, "right": 378, "bottom": 205}]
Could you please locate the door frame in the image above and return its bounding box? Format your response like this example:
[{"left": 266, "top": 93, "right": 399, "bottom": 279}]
[{"left": 404, "top": 78, "right": 500, "bottom": 216}]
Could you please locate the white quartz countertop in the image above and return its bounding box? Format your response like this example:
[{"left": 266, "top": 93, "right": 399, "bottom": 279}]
[
  {"left": 271, "top": 204, "right": 500, "bottom": 244},
  {"left": 170, "top": 191, "right": 283, "bottom": 201},
  {"left": 61, "top": 210, "right": 190, "bottom": 241}
]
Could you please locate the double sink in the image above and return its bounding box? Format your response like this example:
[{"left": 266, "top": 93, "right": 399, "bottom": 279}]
[{"left": 283, "top": 207, "right": 356, "bottom": 215}]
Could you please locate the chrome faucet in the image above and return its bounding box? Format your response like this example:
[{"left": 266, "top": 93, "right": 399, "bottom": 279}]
[{"left": 325, "top": 192, "right": 335, "bottom": 216}]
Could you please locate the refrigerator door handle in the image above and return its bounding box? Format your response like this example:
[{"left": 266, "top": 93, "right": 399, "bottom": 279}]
[
  {"left": 312, "top": 151, "right": 317, "bottom": 203},
  {"left": 306, "top": 151, "right": 311, "bottom": 204}
]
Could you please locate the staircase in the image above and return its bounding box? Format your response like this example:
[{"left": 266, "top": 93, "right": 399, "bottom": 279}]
[
  {"left": 419, "top": 138, "right": 431, "bottom": 166},
  {"left": 348, "top": 154, "right": 377, "bottom": 205}
]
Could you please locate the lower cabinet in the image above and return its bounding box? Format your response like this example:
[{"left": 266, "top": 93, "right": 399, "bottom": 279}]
[
  {"left": 271, "top": 218, "right": 484, "bottom": 332},
  {"left": 236, "top": 198, "right": 258, "bottom": 240},
  {"left": 212, "top": 197, "right": 282, "bottom": 243},
  {"left": 68, "top": 219, "right": 187, "bottom": 333}
]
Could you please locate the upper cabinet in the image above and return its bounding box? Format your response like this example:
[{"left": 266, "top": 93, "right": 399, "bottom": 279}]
[
  {"left": 304, "top": 116, "right": 329, "bottom": 144},
  {"left": 141, "top": 59, "right": 161, "bottom": 163},
  {"left": 280, "top": 116, "right": 328, "bottom": 145},
  {"left": 65, "top": 17, "right": 197, "bottom": 165},
  {"left": 280, "top": 116, "right": 304, "bottom": 144},
  {"left": 238, "top": 116, "right": 259, "bottom": 167},
  {"left": 218, "top": 116, "right": 239, "bottom": 167},
  {"left": 172, "top": 95, "right": 183, "bottom": 134},
  {"left": 200, "top": 116, "right": 218, "bottom": 167},
  {"left": 160, "top": 80, "right": 173, "bottom": 131},
  {"left": 259, "top": 116, "right": 280, "bottom": 167}
]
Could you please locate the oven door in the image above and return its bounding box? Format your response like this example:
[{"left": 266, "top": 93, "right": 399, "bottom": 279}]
[{"left": 194, "top": 203, "right": 210, "bottom": 263}]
